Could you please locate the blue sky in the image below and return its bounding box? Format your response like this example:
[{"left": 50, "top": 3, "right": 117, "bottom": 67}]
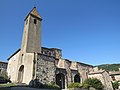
[{"left": 0, "top": 0, "right": 120, "bottom": 65}]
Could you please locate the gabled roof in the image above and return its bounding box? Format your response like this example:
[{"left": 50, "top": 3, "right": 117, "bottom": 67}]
[
  {"left": 30, "top": 7, "right": 42, "bottom": 19},
  {"left": 25, "top": 7, "right": 42, "bottom": 21},
  {"left": 0, "top": 60, "right": 8, "bottom": 64}
]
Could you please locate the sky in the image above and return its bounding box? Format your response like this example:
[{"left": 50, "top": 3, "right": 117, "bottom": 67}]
[{"left": 0, "top": 0, "right": 120, "bottom": 65}]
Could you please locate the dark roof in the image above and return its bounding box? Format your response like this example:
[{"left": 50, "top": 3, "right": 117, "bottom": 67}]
[
  {"left": 7, "top": 49, "right": 21, "bottom": 60},
  {"left": 0, "top": 61, "right": 8, "bottom": 64}
]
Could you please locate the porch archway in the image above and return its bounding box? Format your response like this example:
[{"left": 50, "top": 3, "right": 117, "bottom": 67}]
[
  {"left": 56, "top": 73, "right": 65, "bottom": 89},
  {"left": 18, "top": 65, "right": 24, "bottom": 83},
  {"left": 74, "top": 74, "right": 80, "bottom": 83}
]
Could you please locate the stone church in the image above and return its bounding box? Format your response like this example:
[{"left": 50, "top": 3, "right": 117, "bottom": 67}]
[{"left": 7, "top": 7, "right": 93, "bottom": 89}]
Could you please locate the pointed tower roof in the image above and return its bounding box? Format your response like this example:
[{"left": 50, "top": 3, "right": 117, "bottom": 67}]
[{"left": 25, "top": 7, "right": 42, "bottom": 21}]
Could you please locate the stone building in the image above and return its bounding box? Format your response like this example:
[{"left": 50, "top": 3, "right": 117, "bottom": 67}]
[
  {"left": 109, "top": 71, "right": 120, "bottom": 82},
  {"left": 88, "top": 70, "right": 113, "bottom": 90},
  {"left": 7, "top": 7, "right": 93, "bottom": 89},
  {"left": 0, "top": 61, "right": 7, "bottom": 74}
]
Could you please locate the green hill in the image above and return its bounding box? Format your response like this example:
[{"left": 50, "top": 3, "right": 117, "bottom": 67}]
[{"left": 96, "top": 64, "right": 120, "bottom": 71}]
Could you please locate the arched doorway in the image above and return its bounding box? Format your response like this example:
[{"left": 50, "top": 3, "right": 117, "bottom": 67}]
[
  {"left": 56, "top": 73, "right": 65, "bottom": 89},
  {"left": 18, "top": 65, "right": 24, "bottom": 83},
  {"left": 74, "top": 74, "right": 80, "bottom": 83}
]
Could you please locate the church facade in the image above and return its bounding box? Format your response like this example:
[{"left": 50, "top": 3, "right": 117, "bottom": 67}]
[{"left": 7, "top": 7, "right": 93, "bottom": 89}]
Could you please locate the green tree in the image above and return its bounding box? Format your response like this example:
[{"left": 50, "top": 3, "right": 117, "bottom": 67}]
[
  {"left": 0, "top": 70, "right": 8, "bottom": 80},
  {"left": 112, "top": 81, "right": 120, "bottom": 89},
  {"left": 83, "top": 78, "right": 104, "bottom": 90}
]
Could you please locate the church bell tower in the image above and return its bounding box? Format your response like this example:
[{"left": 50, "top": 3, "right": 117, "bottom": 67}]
[{"left": 21, "top": 7, "right": 42, "bottom": 53}]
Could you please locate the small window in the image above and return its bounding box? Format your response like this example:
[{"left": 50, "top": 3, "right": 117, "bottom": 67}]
[
  {"left": 49, "top": 52, "right": 51, "bottom": 56},
  {"left": 34, "top": 19, "right": 37, "bottom": 24},
  {"left": 45, "top": 52, "right": 47, "bottom": 55},
  {"left": 111, "top": 76, "right": 116, "bottom": 81}
]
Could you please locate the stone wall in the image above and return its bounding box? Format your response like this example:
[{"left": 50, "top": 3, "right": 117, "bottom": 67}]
[
  {"left": 36, "top": 53, "right": 56, "bottom": 84},
  {"left": 77, "top": 63, "right": 92, "bottom": 82},
  {"left": 65, "top": 60, "right": 72, "bottom": 84},
  {"left": 41, "top": 47, "right": 62, "bottom": 59}
]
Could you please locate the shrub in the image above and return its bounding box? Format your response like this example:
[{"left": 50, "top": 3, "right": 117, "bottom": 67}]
[
  {"left": 112, "top": 81, "right": 120, "bottom": 89},
  {"left": 68, "top": 83, "right": 82, "bottom": 88},
  {"left": 41, "top": 83, "right": 60, "bottom": 89},
  {"left": 0, "top": 70, "right": 8, "bottom": 80},
  {"left": 0, "top": 70, "right": 11, "bottom": 84},
  {"left": 83, "top": 78, "right": 104, "bottom": 90}
]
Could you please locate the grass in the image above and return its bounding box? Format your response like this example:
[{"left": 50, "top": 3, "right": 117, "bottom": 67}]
[
  {"left": 0, "top": 83, "right": 16, "bottom": 90},
  {"left": 0, "top": 83, "right": 31, "bottom": 90},
  {"left": 0, "top": 83, "right": 16, "bottom": 87}
]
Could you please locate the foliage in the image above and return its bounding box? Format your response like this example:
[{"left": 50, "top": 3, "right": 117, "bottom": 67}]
[
  {"left": 41, "top": 83, "right": 60, "bottom": 89},
  {"left": 83, "top": 78, "right": 104, "bottom": 90},
  {"left": 0, "top": 83, "right": 16, "bottom": 87},
  {"left": 97, "top": 64, "right": 120, "bottom": 71},
  {"left": 112, "top": 81, "right": 120, "bottom": 89},
  {"left": 68, "top": 83, "right": 82, "bottom": 88},
  {"left": 82, "top": 83, "right": 91, "bottom": 89},
  {"left": 0, "top": 70, "right": 8, "bottom": 80},
  {"left": 0, "top": 70, "right": 11, "bottom": 84}
]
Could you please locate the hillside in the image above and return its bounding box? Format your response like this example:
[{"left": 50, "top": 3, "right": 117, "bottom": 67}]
[{"left": 96, "top": 64, "right": 120, "bottom": 71}]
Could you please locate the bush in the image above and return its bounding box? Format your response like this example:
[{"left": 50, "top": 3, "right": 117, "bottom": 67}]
[
  {"left": 112, "top": 81, "right": 120, "bottom": 89},
  {"left": 0, "top": 70, "right": 8, "bottom": 80},
  {"left": 0, "top": 70, "right": 11, "bottom": 84},
  {"left": 68, "top": 83, "right": 82, "bottom": 88},
  {"left": 41, "top": 83, "right": 60, "bottom": 89},
  {"left": 83, "top": 78, "right": 104, "bottom": 90}
]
